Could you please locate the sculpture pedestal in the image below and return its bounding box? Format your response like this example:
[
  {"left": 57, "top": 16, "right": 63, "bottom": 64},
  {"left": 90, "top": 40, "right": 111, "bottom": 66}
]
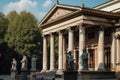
[
  {"left": 30, "top": 69, "right": 36, "bottom": 80},
  {"left": 11, "top": 70, "right": 17, "bottom": 80},
  {"left": 80, "top": 71, "right": 116, "bottom": 79},
  {"left": 116, "top": 63, "right": 120, "bottom": 79},
  {"left": 64, "top": 71, "right": 78, "bottom": 80},
  {"left": 20, "top": 70, "right": 27, "bottom": 80}
]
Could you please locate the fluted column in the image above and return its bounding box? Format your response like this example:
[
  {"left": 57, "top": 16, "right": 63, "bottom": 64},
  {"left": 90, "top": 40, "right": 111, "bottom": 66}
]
[
  {"left": 68, "top": 27, "right": 74, "bottom": 52},
  {"left": 116, "top": 35, "right": 120, "bottom": 64},
  {"left": 42, "top": 35, "right": 47, "bottom": 72},
  {"left": 111, "top": 32, "right": 116, "bottom": 71},
  {"left": 57, "top": 31, "right": 63, "bottom": 74},
  {"left": 78, "top": 24, "right": 85, "bottom": 71},
  {"left": 97, "top": 26, "right": 104, "bottom": 70},
  {"left": 63, "top": 36, "right": 66, "bottom": 70},
  {"left": 50, "top": 33, "right": 55, "bottom": 71}
]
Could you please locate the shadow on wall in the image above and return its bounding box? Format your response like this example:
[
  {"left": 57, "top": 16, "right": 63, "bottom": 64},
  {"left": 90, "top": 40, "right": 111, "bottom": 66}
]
[{"left": 98, "top": 63, "right": 104, "bottom": 70}]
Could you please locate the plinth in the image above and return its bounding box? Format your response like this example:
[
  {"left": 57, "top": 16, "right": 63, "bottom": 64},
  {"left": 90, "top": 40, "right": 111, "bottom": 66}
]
[
  {"left": 64, "top": 71, "right": 78, "bottom": 80},
  {"left": 30, "top": 69, "right": 36, "bottom": 80},
  {"left": 20, "top": 69, "right": 27, "bottom": 80},
  {"left": 80, "top": 71, "right": 116, "bottom": 79},
  {"left": 11, "top": 70, "right": 17, "bottom": 80}
]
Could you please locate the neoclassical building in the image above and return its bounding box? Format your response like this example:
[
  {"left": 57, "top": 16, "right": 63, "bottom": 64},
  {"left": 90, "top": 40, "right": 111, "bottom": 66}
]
[{"left": 38, "top": 0, "right": 120, "bottom": 75}]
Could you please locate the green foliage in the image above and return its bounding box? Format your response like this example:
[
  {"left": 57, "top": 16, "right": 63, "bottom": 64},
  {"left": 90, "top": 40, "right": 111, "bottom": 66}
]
[
  {"left": 54, "top": 36, "right": 58, "bottom": 68},
  {"left": 0, "top": 12, "right": 11, "bottom": 74},
  {"left": 0, "top": 12, "right": 9, "bottom": 44},
  {"left": 5, "top": 11, "right": 42, "bottom": 57}
]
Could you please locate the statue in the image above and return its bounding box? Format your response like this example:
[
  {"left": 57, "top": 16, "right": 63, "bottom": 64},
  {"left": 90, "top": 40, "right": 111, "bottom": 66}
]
[
  {"left": 11, "top": 58, "right": 17, "bottom": 71},
  {"left": 31, "top": 55, "right": 37, "bottom": 70},
  {"left": 66, "top": 51, "right": 74, "bottom": 71},
  {"left": 21, "top": 55, "right": 27, "bottom": 70},
  {"left": 82, "top": 47, "right": 88, "bottom": 70}
]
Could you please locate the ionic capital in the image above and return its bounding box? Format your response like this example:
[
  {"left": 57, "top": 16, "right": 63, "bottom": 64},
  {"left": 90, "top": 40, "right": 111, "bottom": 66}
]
[
  {"left": 77, "top": 23, "right": 87, "bottom": 28},
  {"left": 42, "top": 34, "right": 49, "bottom": 38},
  {"left": 115, "top": 34, "right": 120, "bottom": 39},
  {"left": 57, "top": 29, "right": 65, "bottom": 34},
  {"left": 99, "top": 25, "right": 104, "bottom": 31},
  {"left": 49, "top": 32, "right": 55, "bottom": 36},
  {"left": 67, "top": 27, "right": 75, "bottom": 33}
]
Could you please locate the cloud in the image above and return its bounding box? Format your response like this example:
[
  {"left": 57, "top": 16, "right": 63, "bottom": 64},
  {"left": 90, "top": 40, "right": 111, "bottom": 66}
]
[
  {"left": 3, "top": 0, "right": 40, "bottom": 20},
  {"left": 42, "top": 0, "right": 52, "bottom": 8},
  {"left": 3, "top": 0, "right": 53, "bottom": 21},
  {"left": 3, "top": 0, "right": 37, "bottom": 14}
]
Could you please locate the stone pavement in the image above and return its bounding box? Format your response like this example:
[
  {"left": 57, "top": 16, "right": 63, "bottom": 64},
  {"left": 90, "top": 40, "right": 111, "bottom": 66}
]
[{"left": 0, "top": 75, "right": 13, "bottom": 80}]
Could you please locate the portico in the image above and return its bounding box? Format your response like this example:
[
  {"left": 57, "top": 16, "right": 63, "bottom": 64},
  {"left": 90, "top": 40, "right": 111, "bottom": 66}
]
[{"left": 38, "top": 3, "right": 120, "bottom": 75}]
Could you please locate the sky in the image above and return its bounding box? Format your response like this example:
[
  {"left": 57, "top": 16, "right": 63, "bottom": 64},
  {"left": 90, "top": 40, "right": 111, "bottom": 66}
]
[{"left": 0, "top": 0, "right": 110, "bottom": 21}]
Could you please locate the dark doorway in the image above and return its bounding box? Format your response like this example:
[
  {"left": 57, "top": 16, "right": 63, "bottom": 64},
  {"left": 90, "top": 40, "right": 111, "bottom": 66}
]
[
  {"left": 88, "top": 49, "right": 95, "bottom": 70},
  {"left": 104, "top": 47, "right": 111, "bottom": 71}
]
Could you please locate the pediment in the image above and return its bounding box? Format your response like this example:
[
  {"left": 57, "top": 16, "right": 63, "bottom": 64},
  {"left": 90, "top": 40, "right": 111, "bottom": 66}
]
[
  {"left": 39, "top": 4, "right": 80, "bottom": 26},
  {"left": 47, "top": 8, "right": 73, "bottom": 22}
]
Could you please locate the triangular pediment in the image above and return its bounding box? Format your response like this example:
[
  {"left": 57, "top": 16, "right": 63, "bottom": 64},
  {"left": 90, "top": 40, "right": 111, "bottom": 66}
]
[
  {"left": 39, "top": 4, "right": 80, "bottom": 26},
  {"left": 47, "top": 8, "right": 74, "bottom": 22}
]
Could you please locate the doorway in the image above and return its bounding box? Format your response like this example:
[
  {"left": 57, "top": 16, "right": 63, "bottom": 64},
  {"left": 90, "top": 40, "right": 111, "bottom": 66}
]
[
  {"left": 104, "top": 47, "right": 111, "bottom": 71},
  {"left": 88, "top": 49, "right": 95, "bottom": 70}
]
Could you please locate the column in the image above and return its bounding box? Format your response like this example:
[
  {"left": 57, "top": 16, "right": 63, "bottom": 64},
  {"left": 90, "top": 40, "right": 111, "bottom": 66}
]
[
  {"left": 57, "top": 31, "right": 63, "bottom": 74},
  {"left": 97, "top": 26, "right": 104, "bottom": 70},
  {"left": 63, "top": 36, "right": 66, "bottom": 70},
  {"left": 68, "top": 27, "right": 74, "bottom": 52},
  {"left": 116, "top": 35, "right": 120, "bottom": 63},
  {"left": 78, "top": 24, "right": 85, "bottom": 71},
  {"left": 111, "top": 32, "right": 116, "bottom": 71},
  {"left": 50, "top": 33, "right": 55, "bottom": 71},
  {"left": 42, "top": 35, "right": 47, "bottom": 72}
]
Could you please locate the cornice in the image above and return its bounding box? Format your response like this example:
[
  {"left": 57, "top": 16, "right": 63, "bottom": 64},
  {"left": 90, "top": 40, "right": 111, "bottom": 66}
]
[
  {"left": 94, "top": 0, "right": 120, "bottom": 9},
  {"left": 40, "top": 7, "right": 120, "bottom": 29},
  {"left": 82, "top": 7, "right": 120, "bottom": 19}
]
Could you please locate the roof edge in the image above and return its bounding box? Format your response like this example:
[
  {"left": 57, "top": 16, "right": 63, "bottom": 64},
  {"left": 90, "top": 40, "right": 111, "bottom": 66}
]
[{"left": 94, "top": 0, "right": 120, "bottom": 9}]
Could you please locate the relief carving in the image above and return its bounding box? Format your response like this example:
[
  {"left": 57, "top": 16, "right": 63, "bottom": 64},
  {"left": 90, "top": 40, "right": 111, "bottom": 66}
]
[{"left": 48, "top": 8, "right": 73, "bottom": 22}]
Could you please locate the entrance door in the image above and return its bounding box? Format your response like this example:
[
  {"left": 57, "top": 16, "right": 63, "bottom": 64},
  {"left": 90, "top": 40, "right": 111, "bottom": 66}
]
[
  {"left": 104, "top": 47, "right": 111, "bottom": 71},
  {"left": 88, "top": 49, "right": 95, "bottom": 70}
]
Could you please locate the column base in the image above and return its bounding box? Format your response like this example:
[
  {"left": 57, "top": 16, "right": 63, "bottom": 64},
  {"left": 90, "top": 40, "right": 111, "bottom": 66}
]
[
  {"left": 41, "top": 69, "right": 48, "bottom": 73},
  {"left": 49, "top": 69, "right": 55, "bottom": 72},
  {"left": 116, "top": 63, "right": 120, "bottom": 79},
  {"left": 116, "top": 61, "right": 120, "bottom": 64},
  {"left": 56, "top": 69, "right": 64, "bottom": 75}
]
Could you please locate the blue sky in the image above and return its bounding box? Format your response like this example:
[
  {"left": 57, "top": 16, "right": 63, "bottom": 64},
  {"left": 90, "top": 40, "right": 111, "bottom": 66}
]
[{"left": 0, "top": 0, "right": 109, "bottom": 21}]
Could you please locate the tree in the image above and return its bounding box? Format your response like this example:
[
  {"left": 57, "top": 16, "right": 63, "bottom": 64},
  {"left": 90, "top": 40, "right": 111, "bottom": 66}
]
[
  {"left": 0, "top": 12, "right": 9, "bottom": 44},
  {"left": 5, "top": 11, "right": 43, "bottom": 71},
  {"left": 5, "top": 11, "right": 42, "bottom": 56},
  {"left": 0, "top": 12, "right": 11, "bottom": 74}
]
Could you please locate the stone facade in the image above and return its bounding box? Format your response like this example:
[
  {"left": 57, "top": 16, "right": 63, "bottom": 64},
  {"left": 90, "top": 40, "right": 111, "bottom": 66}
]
[{"left": 38, "top": 0, "right": 120, "bottom": 76}]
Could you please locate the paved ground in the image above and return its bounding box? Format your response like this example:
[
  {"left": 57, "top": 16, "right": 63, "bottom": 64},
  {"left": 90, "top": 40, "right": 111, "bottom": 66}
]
[{"left": 0, "top": 75, "right": 13, "bottom": 80}]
